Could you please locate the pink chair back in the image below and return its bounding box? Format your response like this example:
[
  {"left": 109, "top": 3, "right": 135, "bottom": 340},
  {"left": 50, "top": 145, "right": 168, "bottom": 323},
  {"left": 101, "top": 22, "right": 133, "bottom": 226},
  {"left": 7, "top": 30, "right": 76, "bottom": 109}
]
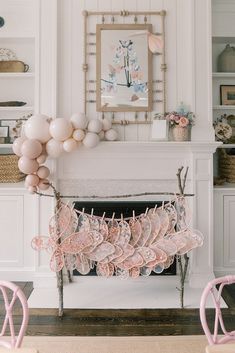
[
  {"left": 0, "top": 281, "right": 29, "bottom": 349},
  {"left": 200, "top": 275, "right": 235, "bottom": 346}
]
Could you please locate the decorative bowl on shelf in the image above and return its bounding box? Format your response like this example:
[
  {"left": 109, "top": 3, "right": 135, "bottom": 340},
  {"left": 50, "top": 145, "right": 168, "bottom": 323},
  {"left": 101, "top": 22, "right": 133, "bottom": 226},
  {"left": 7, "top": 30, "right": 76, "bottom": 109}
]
[
  {"left": 0, "top": 101, "right": 27, "bottom": 107},
  {"left": 0, "top": 61, "right": 29, "bottom": 72}
]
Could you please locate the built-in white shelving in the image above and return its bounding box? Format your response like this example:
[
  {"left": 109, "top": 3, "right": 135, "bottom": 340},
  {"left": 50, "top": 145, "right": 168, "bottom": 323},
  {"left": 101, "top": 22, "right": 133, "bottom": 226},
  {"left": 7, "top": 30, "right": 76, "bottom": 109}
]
[
  {"left": 213, "top": 72, "right": 235, "bottom": 78},
  {"left": 0, "top": 73, "right": 35, "bottom": 78},
  {"left": 213, "top": 105, "right": 235, "bottom": 110},
  {"left": 0, "top": 106, "right": 34, "bottom": 112}
]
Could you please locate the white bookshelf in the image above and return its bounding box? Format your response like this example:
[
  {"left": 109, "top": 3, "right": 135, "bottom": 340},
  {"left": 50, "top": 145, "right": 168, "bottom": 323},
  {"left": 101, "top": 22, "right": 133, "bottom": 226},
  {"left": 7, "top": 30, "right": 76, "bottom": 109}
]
[{"left": 0, "top": 0, "right": 39, "bottom": 152}]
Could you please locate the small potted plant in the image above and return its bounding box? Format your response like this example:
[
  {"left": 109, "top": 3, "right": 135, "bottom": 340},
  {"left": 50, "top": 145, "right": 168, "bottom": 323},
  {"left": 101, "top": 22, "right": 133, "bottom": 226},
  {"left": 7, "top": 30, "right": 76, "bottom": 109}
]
[{"left": 165, "top": 103, "right": 195, "bottom": 141}]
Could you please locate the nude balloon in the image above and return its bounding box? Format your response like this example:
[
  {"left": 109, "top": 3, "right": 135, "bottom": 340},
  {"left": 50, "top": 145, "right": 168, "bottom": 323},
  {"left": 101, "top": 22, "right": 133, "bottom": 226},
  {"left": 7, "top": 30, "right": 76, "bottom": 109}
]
[
  {"left": 12, "top": 137, "right": 26, "bottom": 157},
  {"left": 38, "top": 179, "right": 50, "bottom": 190},
  {"left": 37, "top": 166, "right": 50, "bottom": 179},
  {"left": 49, "top": 118, "right": 73, "bottom": 141},
  {"left": 37, "top": 154, "right": 47, "bottom": 164},
  {"left": 18, "top": 157, "right": 39, "bottom": 174},
  {"left": 46, "top": 139, "right": 63, "bottom": 158},
  {"left": 82, "top": 132, "right": 100, "bottom": 148},
  {"left": 24, "top": 114, "right": 51, "bottom": 143},
  {"left": 88, "top": 119, "right": 103, "bottom": 134},
  {"left": 105, "top": 129, "right": 118, "bottom": 141},
  {"left": 63, "top": 138, "right": 77, "bottom": 152},
  {"left": 101, "top": 118, "right": 112, "bottom": 131},
  {"left": 73, "top": 129, "right": 85, "bottom": 142},
  {"left": 25, "top": 174, "right": 40, "bottom": 187},
  {"left": 21, "top": 139, "right": 42, "bottom": 159},
  {"left": 70, "top": 113, "right": 88, "bottom": 130}
]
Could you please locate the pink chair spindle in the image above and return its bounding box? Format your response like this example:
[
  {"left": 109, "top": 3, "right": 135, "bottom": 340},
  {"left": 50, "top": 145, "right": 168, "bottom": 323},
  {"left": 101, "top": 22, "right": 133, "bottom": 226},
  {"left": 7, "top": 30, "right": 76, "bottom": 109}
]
[
  {"left": 200, "top": 275, "right": 235, "bottom": 346},
  {"left": 0, "top": 281, "right": 29, "bottom": 348}
]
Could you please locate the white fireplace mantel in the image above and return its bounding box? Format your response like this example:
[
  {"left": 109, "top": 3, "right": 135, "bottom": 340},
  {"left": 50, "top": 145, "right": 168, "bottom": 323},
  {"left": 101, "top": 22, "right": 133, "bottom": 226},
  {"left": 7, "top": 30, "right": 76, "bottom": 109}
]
[{"left": 31, "top": 140, "right": 218, "bottom": 289}]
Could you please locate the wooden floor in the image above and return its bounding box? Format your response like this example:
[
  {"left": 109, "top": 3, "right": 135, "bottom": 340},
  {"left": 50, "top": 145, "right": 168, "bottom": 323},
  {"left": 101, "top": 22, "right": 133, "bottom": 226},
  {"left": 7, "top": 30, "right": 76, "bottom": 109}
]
[{"left": 2, "top": 282, "right": 235, "bottom": 336}]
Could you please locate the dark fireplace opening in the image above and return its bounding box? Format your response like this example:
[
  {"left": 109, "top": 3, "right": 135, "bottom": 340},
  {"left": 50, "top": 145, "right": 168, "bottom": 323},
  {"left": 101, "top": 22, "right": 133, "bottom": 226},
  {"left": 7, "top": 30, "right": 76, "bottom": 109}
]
[{"left": 73, "top": 201, "right": 176, "bottom": 276}]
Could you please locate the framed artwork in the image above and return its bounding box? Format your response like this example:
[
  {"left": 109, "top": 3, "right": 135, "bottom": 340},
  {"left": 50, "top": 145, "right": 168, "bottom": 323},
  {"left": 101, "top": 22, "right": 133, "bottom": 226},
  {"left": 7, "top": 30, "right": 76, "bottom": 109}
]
[
  {"left": 220, "top": 85, "right": 235, "bottom": 105},
  {"left": 0, "top": 119, "right": 24, "bottom": 143},
  {"left": 96, "top": 24, "right": 153, "bottom": 112},
  {"left": 151, "top": 119, "right": 168, "bottom": 141}
]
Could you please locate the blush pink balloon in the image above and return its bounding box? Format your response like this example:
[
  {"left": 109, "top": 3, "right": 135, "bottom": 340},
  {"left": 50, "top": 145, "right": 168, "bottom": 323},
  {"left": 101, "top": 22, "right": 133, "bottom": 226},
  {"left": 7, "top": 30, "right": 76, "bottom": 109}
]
[
  {"left": 12, "top": 137, "right": 26, "bottom": 157},
  {"left": 25, "top": 174, "right": 40, "bottom": 187},
  {"left": 28, "top": 186, "right": 37, "bottom": 194},
  {"left": 37, "top": 154, "right": 47, "bottom": 164},
  {"left": 21, "top": 139, "right": 43, "bottom": 159},
  {"left": 37, "top": 166, "right": 50, "bottom": 179},
  {"left": 24, "top": 114, "right": 51, "bottom": 143},
  {"left": 38, "top": 179, "right": 50, "bottom": 190},
  {"left": 18, "top": 157, "right": 39, "bottom": 174}
]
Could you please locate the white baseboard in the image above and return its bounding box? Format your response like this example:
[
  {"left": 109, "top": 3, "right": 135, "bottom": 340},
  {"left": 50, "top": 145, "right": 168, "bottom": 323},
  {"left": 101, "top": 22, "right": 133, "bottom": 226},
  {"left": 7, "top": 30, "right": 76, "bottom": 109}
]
[{"left": 0, "top": 268, "right": 35, "bottom": 281}]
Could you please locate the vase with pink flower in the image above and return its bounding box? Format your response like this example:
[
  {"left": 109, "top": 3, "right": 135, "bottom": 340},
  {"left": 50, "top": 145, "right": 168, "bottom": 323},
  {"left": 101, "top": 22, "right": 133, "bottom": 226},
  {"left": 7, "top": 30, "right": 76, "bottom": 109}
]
[{"left": 166, "top": 103, "right": 195, "bottom": 142}]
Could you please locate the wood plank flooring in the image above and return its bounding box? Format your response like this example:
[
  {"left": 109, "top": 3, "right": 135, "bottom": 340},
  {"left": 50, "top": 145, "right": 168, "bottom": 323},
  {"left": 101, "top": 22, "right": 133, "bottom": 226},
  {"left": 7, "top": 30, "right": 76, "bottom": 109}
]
[{"left": 2, "top": 282, "right": 235, "bottom": 336}]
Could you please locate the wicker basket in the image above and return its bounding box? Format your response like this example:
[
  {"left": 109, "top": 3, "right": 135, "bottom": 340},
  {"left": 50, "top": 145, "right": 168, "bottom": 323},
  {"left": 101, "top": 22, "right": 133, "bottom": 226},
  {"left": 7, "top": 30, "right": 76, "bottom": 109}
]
[
  {"left": 219, "top": 148, "right": 235, "bottom": 183},
  {"left": 0, "top": 154, "right": 25, "bottom": 183}
]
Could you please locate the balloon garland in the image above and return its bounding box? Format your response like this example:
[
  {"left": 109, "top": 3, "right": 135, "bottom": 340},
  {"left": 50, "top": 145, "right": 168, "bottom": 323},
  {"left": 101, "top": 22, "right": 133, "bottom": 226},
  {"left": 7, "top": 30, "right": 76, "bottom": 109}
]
[{"left": 12, "top": 113, "right": 118, "bottom": 193}]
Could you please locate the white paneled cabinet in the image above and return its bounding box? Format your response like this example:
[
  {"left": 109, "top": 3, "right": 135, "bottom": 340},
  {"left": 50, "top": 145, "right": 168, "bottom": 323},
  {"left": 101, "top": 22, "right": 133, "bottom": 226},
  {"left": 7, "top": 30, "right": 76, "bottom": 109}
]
[
  {"left": 214, "top": 188, "right": 235, "bottom": 276},
  {"left": 0, "top": 0, "right": 57, "bottom": 281}
]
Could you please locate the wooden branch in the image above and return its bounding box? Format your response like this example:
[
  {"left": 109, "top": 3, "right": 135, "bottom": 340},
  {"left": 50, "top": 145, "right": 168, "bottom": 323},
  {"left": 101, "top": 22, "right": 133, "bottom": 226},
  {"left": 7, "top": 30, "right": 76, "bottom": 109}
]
[{"left": 35, "top": 190, "right": 194, "bottom": 199}]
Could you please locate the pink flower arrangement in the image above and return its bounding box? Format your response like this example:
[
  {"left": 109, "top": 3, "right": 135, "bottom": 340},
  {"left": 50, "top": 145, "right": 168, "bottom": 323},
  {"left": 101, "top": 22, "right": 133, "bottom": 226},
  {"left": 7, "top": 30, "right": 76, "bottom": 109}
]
[{"left": 165, "top": 111, "right": 195, "bottom": 128}]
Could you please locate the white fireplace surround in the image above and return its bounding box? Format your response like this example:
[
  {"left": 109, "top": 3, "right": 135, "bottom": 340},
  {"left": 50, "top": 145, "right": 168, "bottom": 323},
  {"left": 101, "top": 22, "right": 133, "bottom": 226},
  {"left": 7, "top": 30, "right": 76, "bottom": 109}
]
[{"left": 32, "top": 141, "right": 220, "bottom": 289}]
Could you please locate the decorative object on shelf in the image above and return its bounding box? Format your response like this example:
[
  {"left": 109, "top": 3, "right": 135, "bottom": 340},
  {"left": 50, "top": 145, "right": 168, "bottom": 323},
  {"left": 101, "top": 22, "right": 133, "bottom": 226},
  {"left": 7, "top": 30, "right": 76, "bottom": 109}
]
[
  {"left": 0, "top": 101, "right": 27, "bottom": 107},
  {"left": 227, "top": 115, "right": 235, "bottom": 142},
  {"left": 0, "top": 48, "right": 17, "bottom": 61},
  {"left": 165, "top": 102, "right": 195, "bottom": 142},
  {"left": 218, "top": 44, "right": 235, "bottom": 73},
  {"left": 151, "top": 114, "right": 168, "bottom": 140},
  {"left": 0, "top": 126, "right": 9, "bottom": 144},
  {"left": 0, "top": 154, "right": 24, "bottom": 183},
  {"left": 218, "top": 148, "right": 235, "bottom": 183},
  {"left": 0, "top": 114, "right": 31, "bottom": 143},
  {"left": 0, "top": 61, "right": 29, "bottom": 73},
  {"left": 220, "top": 85, "right": 235, "bottom": 105},
  {"left": 12, "top": 113, "right": 118, "bottom": 192},
  {"left": 30, "top": 166, "right": 202, "bottom": 316},
  {"left": 0, "top": 17, "right": 5, "bottom": 28},
  {"left": 213, "top": 114, "right": 233, "bottom": 143}
]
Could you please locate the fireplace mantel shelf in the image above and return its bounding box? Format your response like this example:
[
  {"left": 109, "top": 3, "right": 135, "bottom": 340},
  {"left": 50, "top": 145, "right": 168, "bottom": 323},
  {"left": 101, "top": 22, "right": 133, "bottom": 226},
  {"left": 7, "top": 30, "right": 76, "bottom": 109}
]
[{"left": 77, "top": 141, "right": 221, "bottom": 154}]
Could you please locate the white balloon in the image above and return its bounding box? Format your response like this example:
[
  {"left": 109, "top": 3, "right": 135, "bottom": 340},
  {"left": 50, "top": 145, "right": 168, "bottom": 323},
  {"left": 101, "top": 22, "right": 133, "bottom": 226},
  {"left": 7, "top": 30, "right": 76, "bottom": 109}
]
[
  {"left": 101, "top": 118, "right": 112, "bottom": 131},
  {"left": 98, "top": 130, "right": 105, "bottom": 140},
  {"left": 24, "top": 114, "right": 51, "bottom": 143},
  {"left": 49, "top": 118, "right": 73, "bottom": 141},
  {"left": 73, "top": 129, "right": 85, "bottom": 142},
  {"left": 70, "top": 113, "right": 88, "bottom": 130},
  {"left": 105, "top": 129, "right": 118, "bottom": 141},
  {"left": 88, "top": 119, "right": 103, "bottom": 134},
  {"left": 46, "top": 139, "right": 63, "bottom": 158},
  {"left": 12, "top": 137, "right": 26, "bottom": 157},
  {"left": 63, "top": 138, "right": 77, "bottom": 152},
  {"left": 82, "top": 132, "right": 100, "bottom": 148}
]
